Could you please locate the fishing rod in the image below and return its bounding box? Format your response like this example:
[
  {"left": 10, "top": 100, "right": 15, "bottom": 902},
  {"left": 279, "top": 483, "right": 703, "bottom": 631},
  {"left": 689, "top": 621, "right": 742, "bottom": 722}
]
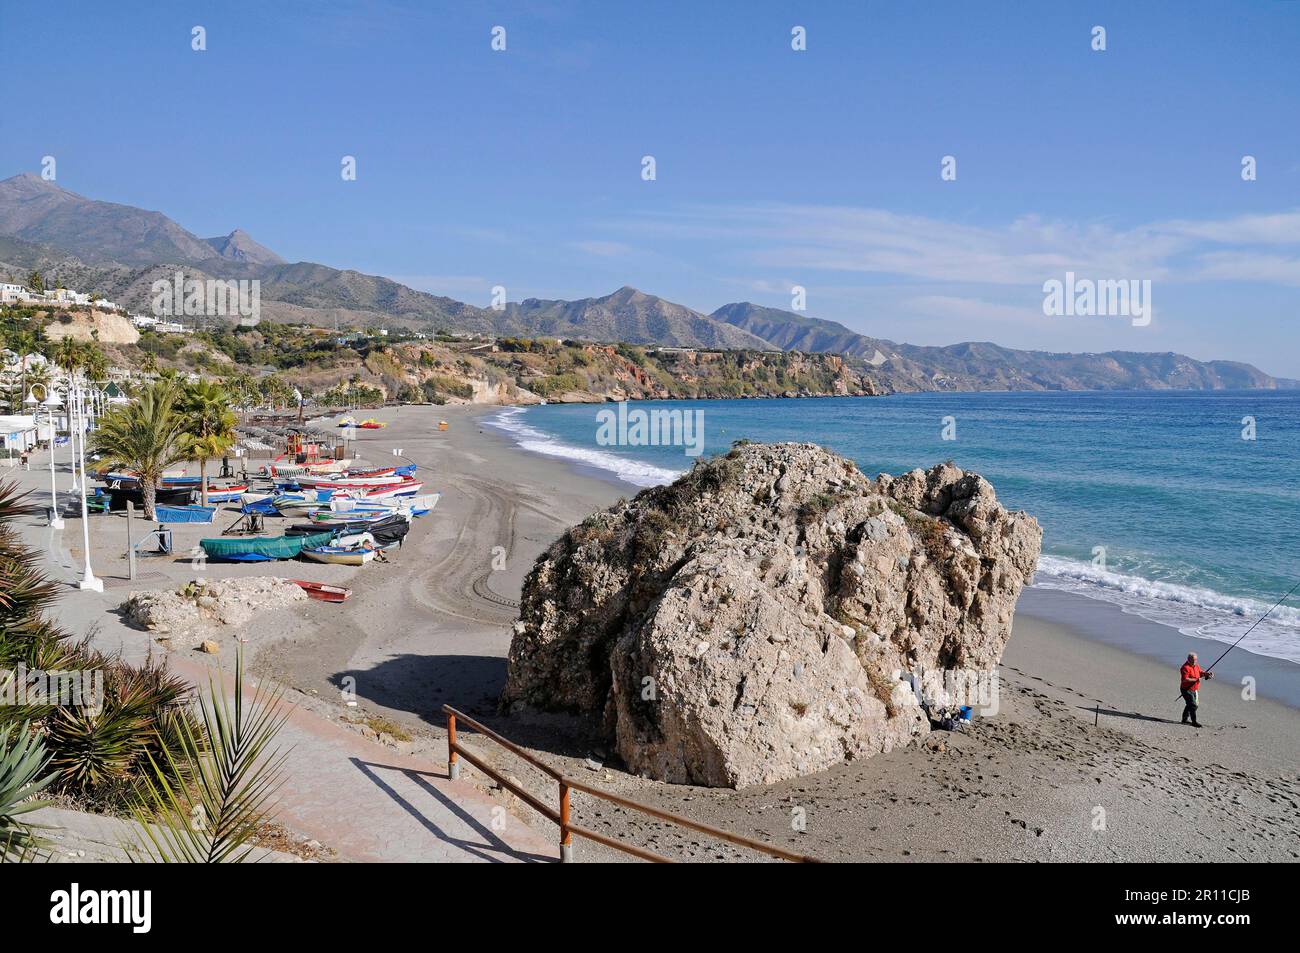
[
  {"left": 1175, "top": 578, "right": 1300, "bottom": 701},
  {"left": 1205, "top": 578, "right": 1300, "bottom": 673}
]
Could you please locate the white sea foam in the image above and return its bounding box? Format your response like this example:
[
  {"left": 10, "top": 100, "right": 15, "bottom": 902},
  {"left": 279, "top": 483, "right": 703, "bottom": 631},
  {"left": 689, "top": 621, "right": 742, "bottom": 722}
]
[
  {"left": 1033, "top": 555, "right": 1300, "bottom": 664},
  {"left": 486, "top": 407, "right": 683, "bottom": 488}
]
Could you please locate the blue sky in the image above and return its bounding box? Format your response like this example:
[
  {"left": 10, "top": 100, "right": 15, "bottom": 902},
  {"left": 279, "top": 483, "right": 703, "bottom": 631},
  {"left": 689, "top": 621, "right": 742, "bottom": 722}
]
[{"left": 2, "top": 1, "right": 1298, "bottom": 374}]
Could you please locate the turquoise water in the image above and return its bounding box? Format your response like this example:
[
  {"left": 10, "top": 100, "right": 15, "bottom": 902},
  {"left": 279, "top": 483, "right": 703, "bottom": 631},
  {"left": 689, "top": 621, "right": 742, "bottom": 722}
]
[{"left": 488, "top": 391, "right": 1300, "bottom": 663}]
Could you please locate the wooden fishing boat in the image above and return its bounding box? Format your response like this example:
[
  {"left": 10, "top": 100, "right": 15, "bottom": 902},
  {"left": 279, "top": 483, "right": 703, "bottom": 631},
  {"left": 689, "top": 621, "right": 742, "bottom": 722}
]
[
  {"left": 293, "top": 469, "right": 400, "bottom": 489},
  {"left": 204, "top": 483, "right": 249, "bottom": 503},
  {"left": 324, "top": 528, "right": 372, "bottom": 546},
  {"left": 155, "top": 504, "right": 217, "bottom": 524},
  {"left": 104, "top": 485, "right": 195, "bottom": 511},
  {"left": 406, "top": 492, "right": 441, "bottom": 516},
  {"left": 323, "top": 492, "right": 439, "bottom": 518},
  {"left": 334, "top": 479, "right": 423, "bottom": 501},
  {"left": 291, "top": 580, "right": 352, "bottom": 603},
  {"left": 200, "top": 530, "right": 334, "bottom": 562},
  {"left": 102, "top": 470, "right": 198, "bottom": 487},
  {"left": 306, "top": 509, "right": 394, "bottom": 525},
  {"left": 301, "top": 544, "right": 378, "bottom": 566},
  {"left": 270, "top": 495, "right": 329, "bottom": 517},
  {"left": 357, "top": 419, "right": 386, "bottom": 429}
]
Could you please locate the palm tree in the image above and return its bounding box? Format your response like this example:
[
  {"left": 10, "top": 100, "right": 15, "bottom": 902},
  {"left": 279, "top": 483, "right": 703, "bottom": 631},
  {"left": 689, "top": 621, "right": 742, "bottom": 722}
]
[
  {"left": 53, "top": 337, "right": 83, "bottom": 374},
  {"left": 258, "top": 374, "right": 294, "bottom": 411},
  {"left": 89, "top": 380, "right": 188, "bottom": 519},
  {"left": 220, "top": 373, "right": 256, "bottom": 422},
  {"left": 7, "top": 327, "right": 43, "bottom": 410},
  {"left": 83, "top": 346, "right": 108, "bottom": 385},
  {"left": 176, "top": 381, "right": 237, "bottom": 505}
]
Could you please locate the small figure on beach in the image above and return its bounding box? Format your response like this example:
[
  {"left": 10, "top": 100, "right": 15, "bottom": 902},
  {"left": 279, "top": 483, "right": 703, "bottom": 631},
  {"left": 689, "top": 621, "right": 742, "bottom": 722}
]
[{"left": 1179, "top": 652, "right": 1212, "bottom": 727}]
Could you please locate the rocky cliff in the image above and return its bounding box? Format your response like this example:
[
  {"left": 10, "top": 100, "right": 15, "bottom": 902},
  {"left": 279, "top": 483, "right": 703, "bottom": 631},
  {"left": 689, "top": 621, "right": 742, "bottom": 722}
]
[{"left": 501, "top": 443, "right": 1042, "bottom": 787}]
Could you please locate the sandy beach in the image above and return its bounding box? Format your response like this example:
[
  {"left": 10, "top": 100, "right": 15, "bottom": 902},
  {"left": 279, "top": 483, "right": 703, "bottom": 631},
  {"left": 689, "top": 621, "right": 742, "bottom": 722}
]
[{"left": 8, "top": 402, "right": 1297, "bottom": 863}]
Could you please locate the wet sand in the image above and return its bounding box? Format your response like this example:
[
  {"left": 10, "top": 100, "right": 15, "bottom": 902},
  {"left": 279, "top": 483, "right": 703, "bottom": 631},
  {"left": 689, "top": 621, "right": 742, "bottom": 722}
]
[{"left": 12, "top": 402, "right": 1297, "bottom": 862}]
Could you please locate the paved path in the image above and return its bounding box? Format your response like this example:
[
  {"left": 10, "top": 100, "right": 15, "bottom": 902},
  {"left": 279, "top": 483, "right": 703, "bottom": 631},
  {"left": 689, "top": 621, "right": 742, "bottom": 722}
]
[{"left": 3, "top": 455, "right": 557, "bottom": 864}]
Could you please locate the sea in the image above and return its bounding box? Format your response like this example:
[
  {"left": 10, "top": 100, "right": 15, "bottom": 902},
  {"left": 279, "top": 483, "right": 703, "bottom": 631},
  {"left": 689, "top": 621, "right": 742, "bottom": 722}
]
[{"left": 486, "top": 391, "right": 1300, "bottom": 665}]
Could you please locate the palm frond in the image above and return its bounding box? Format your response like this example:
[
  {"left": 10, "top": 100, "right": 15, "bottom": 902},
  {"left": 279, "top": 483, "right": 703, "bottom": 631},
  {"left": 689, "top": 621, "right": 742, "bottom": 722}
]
[{"left": 131, "top": 651, "right": 291, "bottom": 863}]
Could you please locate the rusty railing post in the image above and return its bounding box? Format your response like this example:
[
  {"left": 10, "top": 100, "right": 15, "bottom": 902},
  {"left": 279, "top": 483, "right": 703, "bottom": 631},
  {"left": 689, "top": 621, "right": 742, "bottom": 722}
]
[
  {"left": 559, "top": 781, "right": 573, "bottom": 863},
  {"left": 447, "top": 710, "right": 460, "bottom": 780}
]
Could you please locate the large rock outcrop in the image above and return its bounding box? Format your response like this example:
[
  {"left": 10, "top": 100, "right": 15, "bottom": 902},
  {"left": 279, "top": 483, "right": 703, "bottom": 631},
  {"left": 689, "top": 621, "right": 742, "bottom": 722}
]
[{"left": 500, "top": 443, "right": 1041, "bottom": 787}]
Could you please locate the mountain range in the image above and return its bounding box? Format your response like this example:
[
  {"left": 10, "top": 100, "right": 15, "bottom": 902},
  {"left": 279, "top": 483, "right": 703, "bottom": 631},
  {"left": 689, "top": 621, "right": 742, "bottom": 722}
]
[{"left": 0, "top": 172, "right": 1291, "bottom": 391}]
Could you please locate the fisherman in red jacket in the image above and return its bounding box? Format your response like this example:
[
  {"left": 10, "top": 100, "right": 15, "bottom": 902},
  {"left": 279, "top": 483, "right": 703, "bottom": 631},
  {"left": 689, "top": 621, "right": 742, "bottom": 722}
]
[{"left": 1180, "top": 652, "right": 1213, "bottom": 727}]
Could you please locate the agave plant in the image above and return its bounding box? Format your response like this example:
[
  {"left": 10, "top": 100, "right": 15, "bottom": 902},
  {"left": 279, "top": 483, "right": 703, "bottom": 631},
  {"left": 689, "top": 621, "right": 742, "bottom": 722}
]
[
  {"left": 0, "top": 722, "right": 54, "bottom": 860},
  {"left": 0, "top": 482, "right": 199, "bottom": 814},
  {"left": 43, "top": 654, "right": 196, "bottom": 798},
  {"left": 132, "top": 652, "right": 290, "bottom": 863},
  {"left": 0, "top": 482, "right": 73, "bottom": 691}
]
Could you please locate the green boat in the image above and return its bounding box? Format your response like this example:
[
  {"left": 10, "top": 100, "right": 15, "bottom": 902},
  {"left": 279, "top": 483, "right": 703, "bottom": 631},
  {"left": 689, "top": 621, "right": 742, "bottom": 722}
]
[{"left": 200, "top": 531, "right": 334, "bottom": 562}]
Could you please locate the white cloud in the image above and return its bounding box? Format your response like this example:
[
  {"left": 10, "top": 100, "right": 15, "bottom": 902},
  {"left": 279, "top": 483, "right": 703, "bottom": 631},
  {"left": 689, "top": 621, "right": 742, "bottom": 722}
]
[
  {"left": 1158, "top": 210, "right": 1300, "bottom": 245},
  {"left": 606, "top": 203, "right": 1300, "bottom": 289},
  {"left": 1193, "top": 252, "right": 1300, "bottom": 286}
]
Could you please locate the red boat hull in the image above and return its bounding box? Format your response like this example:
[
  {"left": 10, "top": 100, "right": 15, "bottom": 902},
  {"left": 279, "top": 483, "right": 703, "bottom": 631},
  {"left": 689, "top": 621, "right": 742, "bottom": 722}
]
[{"left": 291, "top": 580, "right": 352, "bottom": 603}]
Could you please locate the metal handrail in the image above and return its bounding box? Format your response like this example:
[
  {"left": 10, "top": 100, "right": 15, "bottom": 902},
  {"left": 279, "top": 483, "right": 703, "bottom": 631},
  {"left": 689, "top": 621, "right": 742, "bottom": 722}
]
[{"left": 443, "top": 705, "right": 818, "bottom": 864}]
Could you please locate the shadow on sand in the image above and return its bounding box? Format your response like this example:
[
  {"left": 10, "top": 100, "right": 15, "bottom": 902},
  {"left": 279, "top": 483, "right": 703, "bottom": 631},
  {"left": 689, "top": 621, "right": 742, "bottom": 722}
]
[
  {"left": 349, "top": 757, "right": 553, "bottom": 863},
  {"left": 331, "top": 653, "right": 507, "bottom": 724},
  {"left": 1078, "top": 705, "right": 1181, "bottom": 725}
]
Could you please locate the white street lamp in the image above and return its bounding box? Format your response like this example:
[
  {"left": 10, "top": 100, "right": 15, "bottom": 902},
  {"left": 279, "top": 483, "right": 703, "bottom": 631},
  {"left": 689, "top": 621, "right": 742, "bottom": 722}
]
[
  {"left": 72, "top": 376, "right": 102, "bottom": 592},
  {"left": 30, "top": 386, "right": 64, "bottom": 529},
  {"left": 67, "top": 381, "right": 81, "bottom": 494}
]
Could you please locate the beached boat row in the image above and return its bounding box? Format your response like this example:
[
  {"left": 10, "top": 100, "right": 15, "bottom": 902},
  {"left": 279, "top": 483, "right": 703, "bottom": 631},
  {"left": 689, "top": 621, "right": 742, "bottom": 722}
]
[
  {"left": 199, "top": 494, "right": 436, "bottom": 564},
  {"left": 93, "top": 433, "right": 436, "bottom": 574}
]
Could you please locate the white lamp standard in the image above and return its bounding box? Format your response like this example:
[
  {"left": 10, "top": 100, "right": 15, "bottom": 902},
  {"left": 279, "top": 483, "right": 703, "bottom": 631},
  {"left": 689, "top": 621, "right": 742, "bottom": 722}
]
[
  {"left": 27, "top": 386, "right": 64, "bottom": 529},
  {"left": 71, "top": 374, "right": 102, "bottom": 592},
  {"left": 66, "top": 379, "right": 82, "bottom": 494}
]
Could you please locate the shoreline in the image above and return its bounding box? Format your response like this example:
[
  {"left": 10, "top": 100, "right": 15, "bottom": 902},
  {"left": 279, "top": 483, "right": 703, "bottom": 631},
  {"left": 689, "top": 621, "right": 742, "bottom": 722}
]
[
  {"left": 482, "top": 400, "right": 1300, "bottom": 706},
  {"left": 9, "top": 401, "right": 1296, "bottom": 862}
]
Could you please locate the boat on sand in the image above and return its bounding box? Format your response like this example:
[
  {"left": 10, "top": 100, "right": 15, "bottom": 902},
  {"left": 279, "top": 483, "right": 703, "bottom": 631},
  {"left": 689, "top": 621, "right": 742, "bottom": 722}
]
[
  {"left": 292, "top": 580, "right": 352, "bottom": 602},
  {"left": 301, "top": 544, "right": 378, "bottom": 566},
  {"left": 200, "top": 530, "right": 334, "bottom": 562}
]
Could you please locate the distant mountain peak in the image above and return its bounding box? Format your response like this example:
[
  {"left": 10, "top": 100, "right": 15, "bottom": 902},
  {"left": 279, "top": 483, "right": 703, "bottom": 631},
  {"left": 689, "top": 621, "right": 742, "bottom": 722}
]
[
  {"left": 0, "top": 171, "right": 285, "bottom": 267},
  {"left": 1, "top": 172, "right": 74, "bottom": 197},
  {"left": 205, "top": 228, "right": 284, "bottom": 265}
]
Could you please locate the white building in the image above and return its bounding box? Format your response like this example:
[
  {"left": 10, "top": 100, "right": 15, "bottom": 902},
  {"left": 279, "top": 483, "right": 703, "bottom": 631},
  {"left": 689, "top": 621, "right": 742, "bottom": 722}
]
[
  {"left": 1, "top": 352, "right": 49, "bottom": 375},
  {"left": 0, "top": 414, "right": 38, "bottom": 455}
]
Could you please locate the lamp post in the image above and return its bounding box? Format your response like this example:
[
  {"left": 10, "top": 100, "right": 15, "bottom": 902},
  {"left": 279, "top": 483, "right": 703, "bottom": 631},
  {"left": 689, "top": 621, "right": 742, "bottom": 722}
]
[
  {"left": 27, "top": 386, "right": 64, "bottom": 528},
  {"left": 67, "top": 379, "right": 81, "bottom": 494},
  {"left": 72, "top": 374, "right": 102, "bottom": 591}
]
